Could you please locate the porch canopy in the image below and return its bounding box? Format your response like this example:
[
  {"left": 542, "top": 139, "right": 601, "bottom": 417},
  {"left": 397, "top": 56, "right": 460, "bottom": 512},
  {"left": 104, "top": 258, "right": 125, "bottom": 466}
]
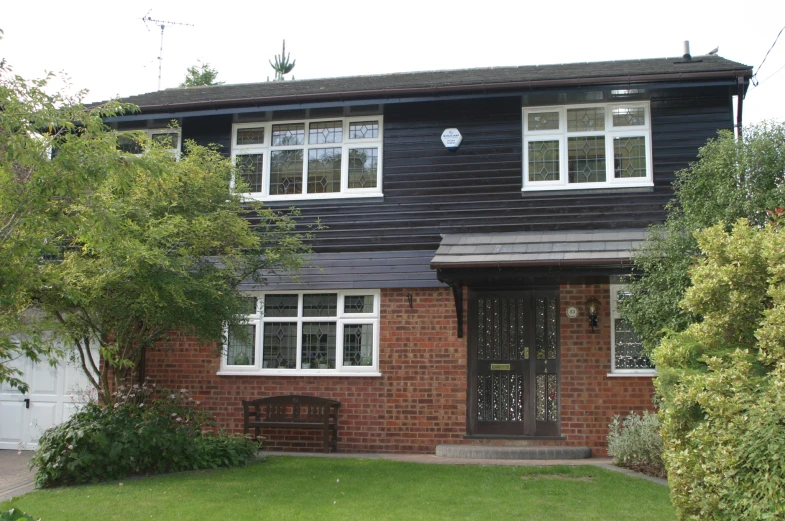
[
  {"left": 431, "top": 229, "right": 648, "bottom": 270},
  {"left": 430, "top": 228, "right": 648, "bottom": 337}
]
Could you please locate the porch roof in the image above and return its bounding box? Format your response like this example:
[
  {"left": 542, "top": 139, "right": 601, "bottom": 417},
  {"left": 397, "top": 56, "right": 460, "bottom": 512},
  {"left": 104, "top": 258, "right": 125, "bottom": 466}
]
[{"left": 430, "top": 229, "right": 649, "bottom": 269}]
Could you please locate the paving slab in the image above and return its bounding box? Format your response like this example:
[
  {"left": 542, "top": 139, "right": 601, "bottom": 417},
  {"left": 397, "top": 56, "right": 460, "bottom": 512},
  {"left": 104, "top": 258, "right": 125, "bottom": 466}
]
[{"left": 0, "top": 450, "right": 35, "bottom": 502}]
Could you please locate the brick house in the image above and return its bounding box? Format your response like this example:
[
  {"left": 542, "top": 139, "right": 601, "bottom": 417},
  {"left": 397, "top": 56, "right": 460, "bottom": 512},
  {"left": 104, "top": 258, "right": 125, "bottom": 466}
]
[{"left": 104, "top": 53, "right": 752, "bottom": 457}]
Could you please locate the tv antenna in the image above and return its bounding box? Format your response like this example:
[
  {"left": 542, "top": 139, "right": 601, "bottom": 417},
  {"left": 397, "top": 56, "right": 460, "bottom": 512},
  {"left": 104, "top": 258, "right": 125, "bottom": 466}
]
[{"left": 141, "top": 10, "right": 194, "bottom": 90}]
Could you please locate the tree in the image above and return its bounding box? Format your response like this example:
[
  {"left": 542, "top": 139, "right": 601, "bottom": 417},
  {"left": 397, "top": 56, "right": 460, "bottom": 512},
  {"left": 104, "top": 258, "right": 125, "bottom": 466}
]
[
  {"left": 1, "top": 31, "right": 135, "bottom": 392},
  {"left": 654, "top": 215, "right": 785, "bottom": 520},
  {"left": 30, "top": 137, "right": 311, "bottom": 402},
  {"left": 621, "top": 122, "right": 785, "bottom": 353},
  {"left": 180, "top": 61, "right": 223, "bottom": 87},
  {"left": 1, "top": 44, "right": 310, "bottom": 399}
]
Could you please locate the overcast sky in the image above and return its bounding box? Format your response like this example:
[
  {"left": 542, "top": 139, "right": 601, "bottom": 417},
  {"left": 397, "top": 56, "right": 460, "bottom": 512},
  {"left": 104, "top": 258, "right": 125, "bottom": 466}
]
[{"left": 3, "top": 1, "right": 784, "bottom": 125}]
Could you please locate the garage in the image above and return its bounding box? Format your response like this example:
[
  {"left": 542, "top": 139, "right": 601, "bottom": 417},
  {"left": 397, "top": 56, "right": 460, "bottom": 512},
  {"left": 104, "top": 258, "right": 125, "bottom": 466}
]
[{"left": 0, "top": 353, "right": 95, "bottom": 451}]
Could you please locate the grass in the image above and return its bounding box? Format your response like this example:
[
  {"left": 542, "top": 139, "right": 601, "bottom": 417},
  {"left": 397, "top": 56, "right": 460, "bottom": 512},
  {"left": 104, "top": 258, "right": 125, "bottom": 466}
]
[{"left": 1, "top": 457, "right": 675, "bottom": 520}]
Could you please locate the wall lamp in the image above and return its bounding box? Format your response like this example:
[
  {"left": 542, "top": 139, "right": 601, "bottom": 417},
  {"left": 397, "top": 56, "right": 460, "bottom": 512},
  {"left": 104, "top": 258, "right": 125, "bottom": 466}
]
[{"left": 586, "top": 297, "right": 600, "bottom": 332}]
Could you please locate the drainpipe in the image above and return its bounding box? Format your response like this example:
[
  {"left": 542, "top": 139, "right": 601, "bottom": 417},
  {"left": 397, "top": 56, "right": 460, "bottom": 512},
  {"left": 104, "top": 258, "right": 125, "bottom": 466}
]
[{"left": 736, "top": 76, "right": 746, "bottom": 138}]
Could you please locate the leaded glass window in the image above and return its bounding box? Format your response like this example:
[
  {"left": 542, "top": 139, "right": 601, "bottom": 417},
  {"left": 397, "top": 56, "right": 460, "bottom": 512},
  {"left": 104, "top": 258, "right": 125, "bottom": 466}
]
[
  {"left": 567, "top": 107, "right": 605, "bottom": 132},
  {"left": 309, "top": 121, "right": 343, "bottom": 144},
  {"left": 223, "top": 292, "right": 380, "bottom": 373},
  {"left": 236, "top": 154, "right": 264, "bottom": 193},
  {"left": 272, "top": 123, "right": 305, "bottom": 146},
  {"left": 348, "top": 148, "right": 378, "bottom": 189},
  {"left": 349, "top": 121, "right": 379, "bottom": 139},
  {"left": 568, "top": 136, "right": 606, "bottom": 183},
  {"left": 614, "top": 137, "right": 647, "bottom": 178},
  {"left": 270, "top": 150, "right": 303, "bottom": 195},
  {"left": 227, "top": 324, "right": 255, "bottom": 366},
  {"left": 522, "top": 103, "right": 651, "bottom": 190},
  {"left": 307, "top": 148, "right": 341, "bottom": 193},
  {"left": 527, "top": 112, "right": 559, "bottom": 131},
  {"left": 610, "top": 284, "right": 655, "bottom": 373},
  {"left": 528, "top": 141, "right": 560, "bottom": 182},
  {"left": 236, "top": 127, "right": 265, "bottom": 145},
  {"left": 232, "top": 118, "right": 382, "bottom": 198}
]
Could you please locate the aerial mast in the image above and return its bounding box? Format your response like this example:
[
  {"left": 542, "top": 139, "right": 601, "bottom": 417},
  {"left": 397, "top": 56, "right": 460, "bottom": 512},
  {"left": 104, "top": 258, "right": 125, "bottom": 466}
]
[{"left": 141, "top": 10, "right": 194, "bottom": 90}]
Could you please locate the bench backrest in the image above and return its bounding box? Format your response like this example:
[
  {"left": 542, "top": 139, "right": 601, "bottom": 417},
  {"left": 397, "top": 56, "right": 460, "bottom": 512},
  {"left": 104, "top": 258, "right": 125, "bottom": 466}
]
[{"left": 243, "top": 395, "right": 340, "bottom": 423}]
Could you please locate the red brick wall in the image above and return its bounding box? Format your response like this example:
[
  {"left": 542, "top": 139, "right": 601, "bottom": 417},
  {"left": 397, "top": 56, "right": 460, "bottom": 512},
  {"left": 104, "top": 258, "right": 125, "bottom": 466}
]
[
  {"left": 144, "top": 284, "right": 654, "bottom": 456},
  {"left": 558, "top": 281, "right": 656, "bottom": 456}
]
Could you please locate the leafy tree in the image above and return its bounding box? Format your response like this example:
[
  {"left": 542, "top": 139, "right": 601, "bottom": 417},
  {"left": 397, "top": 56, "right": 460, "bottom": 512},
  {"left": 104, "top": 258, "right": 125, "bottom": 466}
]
[
  {"left": 180, "top": 61, "right": 223, "bottom": 87},
  {"left": 0, "top": 31, "right": 134, "bottom": 392},
  {"left": 621, "top": 122, "right": 785, "bottom": 353},
  {"left": 29, "top": 136, "right": 310, "bottom": 402},
  {"left": 654, "top": 215, "right": 785, "bottom": 520},
  {"left": 1, "top": 40, "right": 310, "bottom": 399}
]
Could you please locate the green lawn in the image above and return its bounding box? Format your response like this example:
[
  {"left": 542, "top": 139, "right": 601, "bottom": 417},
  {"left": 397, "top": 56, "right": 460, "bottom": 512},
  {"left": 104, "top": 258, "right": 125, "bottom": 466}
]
[{"left": 1, "top": 457, "right": 675, "bottom": 520}]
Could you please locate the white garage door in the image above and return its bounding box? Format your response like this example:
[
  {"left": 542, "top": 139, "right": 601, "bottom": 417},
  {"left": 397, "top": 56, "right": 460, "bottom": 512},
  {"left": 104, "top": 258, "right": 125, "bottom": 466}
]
[{"left": 0, "top": 352, "right": 95, "bottom": 451}]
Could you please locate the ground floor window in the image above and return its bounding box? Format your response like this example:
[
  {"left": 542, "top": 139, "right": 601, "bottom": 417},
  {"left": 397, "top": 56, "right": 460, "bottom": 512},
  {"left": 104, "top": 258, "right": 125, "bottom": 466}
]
[
  {"left": 610, "top": 284, "right": 655, "bottom": 375},
  {"left": 221, "top": 290, "right": 380, "bottom": 375}
]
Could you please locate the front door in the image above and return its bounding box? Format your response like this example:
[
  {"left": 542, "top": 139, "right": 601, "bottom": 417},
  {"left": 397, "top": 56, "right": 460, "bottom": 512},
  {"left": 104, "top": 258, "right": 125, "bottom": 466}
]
[{"left": 468, "top": 290, "right": 560, "bottom": 437}]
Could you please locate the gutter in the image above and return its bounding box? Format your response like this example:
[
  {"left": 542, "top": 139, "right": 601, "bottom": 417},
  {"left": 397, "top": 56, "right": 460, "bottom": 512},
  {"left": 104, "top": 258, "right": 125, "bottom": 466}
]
[
  {"left": 430, "top": 258, "right": 634, "bottom": 270},
  {"left": 130, "top": 68, "right": 753, "bottom": 114}
]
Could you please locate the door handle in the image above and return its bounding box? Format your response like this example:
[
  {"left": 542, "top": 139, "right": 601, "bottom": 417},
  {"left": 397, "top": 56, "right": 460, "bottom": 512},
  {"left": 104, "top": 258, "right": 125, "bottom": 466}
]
[{"left": 23, "top": 398, "right": 30, "bottom": 409}]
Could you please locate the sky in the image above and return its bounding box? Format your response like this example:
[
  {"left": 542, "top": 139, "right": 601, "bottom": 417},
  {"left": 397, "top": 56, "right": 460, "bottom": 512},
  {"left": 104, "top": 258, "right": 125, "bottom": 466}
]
[{"left": 2, "top": 1, "right": 784, "bottom": 125}]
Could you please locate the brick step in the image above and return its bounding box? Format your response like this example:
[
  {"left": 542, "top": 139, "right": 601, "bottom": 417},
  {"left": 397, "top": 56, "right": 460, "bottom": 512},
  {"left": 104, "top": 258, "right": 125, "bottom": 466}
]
[{"left": 435, "top": 444, "right": 592, "bottom": 460}]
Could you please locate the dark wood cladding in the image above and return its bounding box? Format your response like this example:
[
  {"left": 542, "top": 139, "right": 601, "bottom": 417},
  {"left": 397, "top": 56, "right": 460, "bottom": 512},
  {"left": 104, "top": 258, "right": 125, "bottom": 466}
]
[
  {"left": 185, "top": 89, "right": 733, "bottom": 254},
  {"left": 182, "top": 114, "right": 233, "bottom": 156}
]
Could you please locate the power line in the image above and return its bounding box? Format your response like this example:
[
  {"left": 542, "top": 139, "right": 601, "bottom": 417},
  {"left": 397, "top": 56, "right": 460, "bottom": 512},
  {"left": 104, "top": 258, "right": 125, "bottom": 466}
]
[{"left": 752, "top": 24, "right": 785, "bottom": 87}]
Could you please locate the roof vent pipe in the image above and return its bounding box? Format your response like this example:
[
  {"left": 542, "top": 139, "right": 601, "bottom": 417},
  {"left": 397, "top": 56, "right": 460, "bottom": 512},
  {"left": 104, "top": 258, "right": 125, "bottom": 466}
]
[{"left": 683, "top": 40, "right": 692, "bottom": 61}]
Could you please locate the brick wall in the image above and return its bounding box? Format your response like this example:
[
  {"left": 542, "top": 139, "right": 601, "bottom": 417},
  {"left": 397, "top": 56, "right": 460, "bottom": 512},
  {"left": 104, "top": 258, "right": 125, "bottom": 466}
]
[
  {"left": 144, "top": 284, "right": 654, "bottom": 456},
  {"left": 558, "top": 281, "right": 656, "bottom": 456}
]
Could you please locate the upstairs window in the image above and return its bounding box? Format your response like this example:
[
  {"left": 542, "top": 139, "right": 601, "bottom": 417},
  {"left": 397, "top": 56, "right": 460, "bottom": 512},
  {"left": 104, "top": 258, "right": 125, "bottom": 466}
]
[
  {"left": 610, "top": 284, "right": 655, "bottom": 376},
  {"left": 117, "top": 129, "right": 181, "bottom": 156},
  {"left": 231, "top": 117, "right": 383, "bottom": 200},
  {"left": 523, "top": 103, "right": 652, "bottom": 191}
]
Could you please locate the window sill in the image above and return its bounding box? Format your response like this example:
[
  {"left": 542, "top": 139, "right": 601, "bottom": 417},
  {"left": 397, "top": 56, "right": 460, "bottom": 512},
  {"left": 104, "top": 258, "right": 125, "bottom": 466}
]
[
  {"left": 606, "top": 371, "right": 657, "bottom": 378},
  {"left": 521, "top": 185, "right": 654, "bottom": 196},
  {"left": 217, "top": 370, "right": 382, "bottom": 377},
  {"left": 241, "top": 192, "right": 384, "bottom": 203}
]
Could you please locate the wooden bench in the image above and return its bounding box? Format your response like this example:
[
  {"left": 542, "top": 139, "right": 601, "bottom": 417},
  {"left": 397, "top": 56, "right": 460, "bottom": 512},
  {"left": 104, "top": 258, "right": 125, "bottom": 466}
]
[{"left": 242, "top": 395, "right": 341, "bottom": 453}]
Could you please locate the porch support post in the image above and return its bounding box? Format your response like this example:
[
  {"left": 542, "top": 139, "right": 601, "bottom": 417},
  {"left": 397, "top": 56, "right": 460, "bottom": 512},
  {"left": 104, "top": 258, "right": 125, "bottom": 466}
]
[{"left": 448, "top": 282, "right": 464, "bottom": 338}]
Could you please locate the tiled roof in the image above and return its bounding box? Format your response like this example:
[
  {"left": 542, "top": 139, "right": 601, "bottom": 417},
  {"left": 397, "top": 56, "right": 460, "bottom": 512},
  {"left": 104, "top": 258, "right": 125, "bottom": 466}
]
[
  {"left": 109, "top": 55, "right": 751, "bottom": 111},
  {"left": 430, "top": 229, "right": 649, "bottom": 268}
]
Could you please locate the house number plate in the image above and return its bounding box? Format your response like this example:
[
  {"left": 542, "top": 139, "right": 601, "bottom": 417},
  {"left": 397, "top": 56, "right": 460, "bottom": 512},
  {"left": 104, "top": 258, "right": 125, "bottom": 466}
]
[{"left": 490, "top": 364, "right": 511, "bottom": 371}]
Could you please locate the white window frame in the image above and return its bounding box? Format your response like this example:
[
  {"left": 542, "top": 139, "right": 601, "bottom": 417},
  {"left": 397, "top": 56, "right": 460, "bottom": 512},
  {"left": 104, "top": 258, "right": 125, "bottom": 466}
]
[
  {"left": 608, "top": 284, "right": 656, "bottom": 377},
  {"left": 117, "top": 128, "right": 182, "bottom": 157},
  {"left": 231, "top": 117, "right": 383, "bottom": 201},
  {"left": 219, "top": 290, "right": 381, "bottom": 377},
  {"left": 522, "top": 102, "right": 653, "bottom": 191}
]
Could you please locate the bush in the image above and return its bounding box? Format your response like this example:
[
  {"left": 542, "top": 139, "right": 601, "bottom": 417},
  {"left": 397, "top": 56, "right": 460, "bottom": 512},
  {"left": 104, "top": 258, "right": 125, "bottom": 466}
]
[
  {"left": 30, "top": 384, "right": 261, "bottom": 488},
  {"left": 655, "top": 218, "right": 785, "bottom": 520},
  {"left": 607, "top": 411, "right": 665, "bottom": 478}
]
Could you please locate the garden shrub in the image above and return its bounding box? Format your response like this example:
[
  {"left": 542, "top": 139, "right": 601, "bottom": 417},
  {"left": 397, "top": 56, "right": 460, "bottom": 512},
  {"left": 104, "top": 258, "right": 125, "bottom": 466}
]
[
  {"left": 655, "top": 217, "right": 785, "bottom": 520},
  {"left": 607, "top": 411, "right": 665, "bottom": 478},
  {"left": 30, "top": 383, "right": 261, "bottom": 488}
]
